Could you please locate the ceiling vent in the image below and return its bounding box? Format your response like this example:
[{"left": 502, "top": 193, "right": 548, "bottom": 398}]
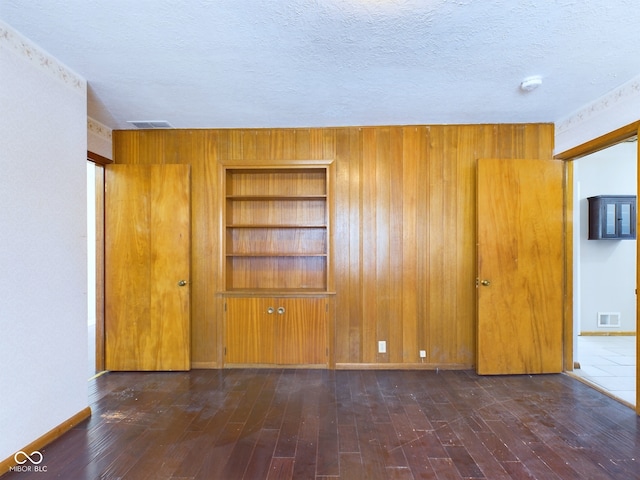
[{"left": 127, "top": 120, "right": 173, "bottom": 129}]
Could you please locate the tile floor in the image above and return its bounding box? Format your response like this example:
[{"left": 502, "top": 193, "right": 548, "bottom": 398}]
[{"left": 571, "top": 335, "right": 636, "bottom": 406}]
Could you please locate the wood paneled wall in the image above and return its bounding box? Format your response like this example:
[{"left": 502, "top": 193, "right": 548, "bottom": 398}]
[{"left": 113, "top": 124, "right": 554, "bottom": 369}]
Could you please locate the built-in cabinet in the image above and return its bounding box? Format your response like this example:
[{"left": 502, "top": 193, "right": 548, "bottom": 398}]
[
  {"left": 220, "top": 160, "right": 335, "bottom": 367},
  {"left": 225, "top": 296, "right": 328, "bottom": 365},
  {"left": 587, "top": 195, "right": 636, "bottom": 240}
]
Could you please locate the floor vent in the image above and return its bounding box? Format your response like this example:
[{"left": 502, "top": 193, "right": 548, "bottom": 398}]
[{"left": 597, "top": 312, "right": 621, "bottom": 328}]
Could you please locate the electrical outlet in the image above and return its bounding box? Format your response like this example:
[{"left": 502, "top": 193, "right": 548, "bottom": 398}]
[
  {"left": 419, "top": 350, "right": 426, "bottom": 358},
  {"left": 378, "top": 341, "right": 386, "bottom": 354}
]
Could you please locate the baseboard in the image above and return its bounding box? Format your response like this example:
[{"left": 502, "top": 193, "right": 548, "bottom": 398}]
[
  {"left": 579, "top": 331, "right": 636, "bottom": 336},
  {"left": 0, "top": 406, "right": 91, "bottom": 475},
  {"left": 223, "top": 363, "right": 328, "bottom": 369},
  {"left": 190, "top": 361, "right": 219, "bottom": 369},
  {"left": 189, "top": 362, "right": 475, "bottom": 370},
  {"left": 335, "top": 362, "right": 471, "bottom": 370}
]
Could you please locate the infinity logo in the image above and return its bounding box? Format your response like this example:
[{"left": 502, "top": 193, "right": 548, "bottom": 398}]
[{"left": 14, "top": 451, "right": 43, "bottom": 465}]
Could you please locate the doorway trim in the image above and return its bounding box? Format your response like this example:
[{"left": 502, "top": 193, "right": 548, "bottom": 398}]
[
  {"left": 87, "top": 150, "right": 111, "bottom": 373},
  {"left": 555, "top": 120, "right": 640, "bottom": 415}
]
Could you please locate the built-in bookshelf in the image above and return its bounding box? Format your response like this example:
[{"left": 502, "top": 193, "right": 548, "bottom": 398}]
[{"left": 223, "top": 166, "right": 330, "bottom": 293}]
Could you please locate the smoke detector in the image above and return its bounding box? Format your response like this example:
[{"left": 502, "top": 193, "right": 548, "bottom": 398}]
[{"left": 520, "top": 76, "right": 543, "bottom": 92}]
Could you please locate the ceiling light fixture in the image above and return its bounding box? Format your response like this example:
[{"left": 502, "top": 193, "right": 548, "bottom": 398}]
[{"left": 519, "top": 75, "right": 543, "bottom": 92}]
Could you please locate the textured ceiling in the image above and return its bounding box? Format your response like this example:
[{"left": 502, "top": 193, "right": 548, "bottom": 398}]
[{"left": 1, "top": 0, "right": 640, "bottom": 130}]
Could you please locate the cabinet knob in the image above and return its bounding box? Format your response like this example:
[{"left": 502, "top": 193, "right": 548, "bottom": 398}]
[
  {"left": 267, "top": 307, "right": 275, "bottom": 314},
  {"left": 277, "top": 306, "right": 285, "bottom": 315},
  {"left": 178, "top": 280, "right": 188, "bottom": 287}
]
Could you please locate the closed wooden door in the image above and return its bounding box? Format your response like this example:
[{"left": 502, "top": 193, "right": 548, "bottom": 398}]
[
  {"left": 225, "top": 297, "right": 275, "bottom": 364},
  {"left": 275, "top": 297, "right": 327, "bottom": 365},
  {"left": 477, "top": 158, "right": 565, "bottom": 375},
  {"left": 105, "top": 164, "right": 191, "bottom": 371}
]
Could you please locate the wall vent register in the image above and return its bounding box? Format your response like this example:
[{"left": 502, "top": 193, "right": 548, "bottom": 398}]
[{"left": 597, "top": 312, "right": 621, "bottom": 328}]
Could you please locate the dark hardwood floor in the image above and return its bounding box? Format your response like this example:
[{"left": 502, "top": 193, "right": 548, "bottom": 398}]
[{"left": 4, "top": 369, "right": 639, "bottom": 479}]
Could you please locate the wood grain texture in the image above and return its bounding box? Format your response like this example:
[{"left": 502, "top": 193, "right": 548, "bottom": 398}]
[
  {"left": 476, "top": 158, "right": 565, "bottom": 374},
  {"left": 105, "top": 164, "right": 190, "bottom": 371},
  {"left": 113, "top": 124, "right": 555, "bottom": 369},
  {"left": 225, "top": 297, "right": 327, "bottom": 365},
  {"left": 7, "top": 370, "right": 638, "bottom": 479}
]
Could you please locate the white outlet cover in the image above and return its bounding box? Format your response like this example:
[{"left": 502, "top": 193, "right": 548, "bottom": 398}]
[{"left": 378, "top": 341, "right": 386, "bottom": 353}]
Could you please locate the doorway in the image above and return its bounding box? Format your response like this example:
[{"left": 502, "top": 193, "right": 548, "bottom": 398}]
[
  {"left": 571, "top": 139, "right": 637, "bottom": 406},
  {"left": 87, "top": 157, "right": 106, "bottom": 378},
  {"left": 87, "top": 161, "right": 96, "bottom": 377}
]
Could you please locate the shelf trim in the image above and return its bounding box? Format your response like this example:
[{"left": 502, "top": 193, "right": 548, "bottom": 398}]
[
  {"left": 227, "top": 194, "right": 327, "bottom": 200},
  {"left": 226, "top": 253, "right": 327, "bottom": 257},
  {"left": 226, "top": 224, "right": 327, "bottom": 229},
  {"left": 219, "top": 289, "right": 336, "bottom": 297}
]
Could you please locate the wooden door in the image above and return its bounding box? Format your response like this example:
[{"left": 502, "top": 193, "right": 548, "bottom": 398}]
[
  {"left": 105, "top": 164, "right": 191, "bottom": 371},
  {"left": 275, "top": 297, "right": 327, "bottom": 365},
  {"left": 477, "top": 158, "right": 565, "bottom": 375},
  {"left": 225, "top": 297, "right": 275, "bottom": 364}
]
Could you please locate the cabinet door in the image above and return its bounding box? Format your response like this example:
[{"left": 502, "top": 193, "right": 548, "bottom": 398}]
[
  {"left": 225, "top": 297, "right": 328, "bottom": 366},
  {"left": 225, "top": 297, "right": 275, "bottom": 364},
  {"left": 275, "top": 298, "right": 327, "bottom": 365}
]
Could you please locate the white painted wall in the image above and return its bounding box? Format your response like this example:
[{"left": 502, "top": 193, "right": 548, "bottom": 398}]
[
  {"left": 575, "top": 142, "right": 637, "bottom": 333},
  {"left": 0, "top": 20, "right": 88, "bottom": 462}
]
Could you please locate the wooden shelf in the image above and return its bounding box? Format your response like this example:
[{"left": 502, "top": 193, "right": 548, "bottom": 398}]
[
  {"left": 226, "top": 253, "right": 327, "bottom": 257},
  {"left": 221, "top": 164, "right": 331, "bottom": 293},
  {"left": 227, "top": 194, "right": 327, "bottom": 200},
  {"left": 226, "top": 224, "right": 326, "bottom": 228},
  {"left": 222, "top": 288, "right": 335, "bottom": 296}
]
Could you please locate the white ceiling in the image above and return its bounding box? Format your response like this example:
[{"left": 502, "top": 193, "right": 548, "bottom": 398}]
[{"left": 2, "top": 1, "right": 640, "bottom": 131}]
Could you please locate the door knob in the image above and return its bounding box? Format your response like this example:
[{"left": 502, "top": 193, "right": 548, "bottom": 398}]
[
  {"left": 178, "top": 280, "right": 188, "bottom": 287},
  {"left": 480, "top": 280, "right": 491, "bottom": 287}
]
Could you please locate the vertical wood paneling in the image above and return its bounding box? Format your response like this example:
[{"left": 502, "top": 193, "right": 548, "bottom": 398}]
[
  {"left": 401, "top": 127, "right": 420, "bottom": 363},
  {"left": 455, "top": 126, "right": 479, "bottom": 365},
  {"left": 334, "top": 128, "right": 354, "bottom": 362},
  {"left": 347, "top": 128, "right": 363, "bottom": 363},
  {"left": 361, "top": 128, "right": 378, "bottom": 363},
  {"left": 426, "top": 126, "right": 447, "bottom": 364},
  {"left": 113, "top": 123, "right": 555, "bottom": 369},
  {"left": 375, "top": 128, "right": 391, "bottom": 364},
  {"left": 191, "top": 132, "right": 218, "bottom": 367},
  {"left": 294, "top": 129, "right": 311, "bottom": 159},
  {"left": 388, "top": 128, "right": 404, "bottom": 364}
]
